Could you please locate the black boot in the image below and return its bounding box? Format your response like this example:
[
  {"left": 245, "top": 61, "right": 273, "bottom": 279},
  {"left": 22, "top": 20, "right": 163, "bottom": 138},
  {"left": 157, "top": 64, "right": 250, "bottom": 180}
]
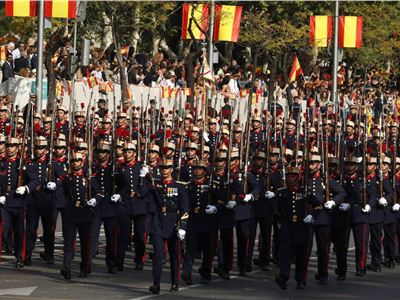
[
  {"left": 149, "top": 283, "right": 160, "bottom": 294},
  {"left": 275, "top": 275, "right": 287, "bottom": 290},
  {"left": 24, "top": 256, "right": 32, "bottom": 266},
  {"left": 61, "top": 268, "right": 71, "bottom": 280},
  {"left": 169, "top": 283, "right": 179, "bottom": 292}
]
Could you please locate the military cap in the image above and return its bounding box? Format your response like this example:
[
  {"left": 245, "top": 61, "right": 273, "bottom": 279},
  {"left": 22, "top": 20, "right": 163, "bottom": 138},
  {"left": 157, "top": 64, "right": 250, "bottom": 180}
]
[
  {"left": 124, "top": 142, "right": 136, "bottom": 151},
  {"left": 286, "top": 119, "right": 296, "bottom": 126},
  {"left": 367, "top": 156, "right": 377, "bottom": 164},
  {"left": 193, "top": 159, "right": 208, "bottom": 169},
  {"left": 71, "top": 152, "right": 83, "bottom": 161},
  {"left": 383, "top": 156, "right": 391, "bottom": 164},
  {"left": 346, "top": 121, "right": 355, "bottom": 128},
  {"left": 166, "top": 142, "right": 176, "bottom": 151},
  {"left": 187, "top": 142, "right": 198, "bottom": 150},
  {"left": 159, "top": 159, "right": 174, "bottom": 167},
  {"left": 117, "top": 112, "right": 127, "bottom": 118},
  {"left": 285, "top": 149, "right": 293, "bottom": 157},
  {"left": 57, "top": 105, "right": 67, "bottom": 112},
  {"left": 233, "top": 125, "right": 243, "bottom": 132},
  {"left": 215, "top": 151, "right": 227, "bottom": 160},
  {"left": 252, "top": 115, "right": 262, "bottom": 122},
  {"left": 209, "top": 118, "right": 217, "bottom": 124},
  {"left": 75, "top": 111, "right": 85, "bottom": 117},
  {"left": 6, "top": 137, "right": 20, "bottom": 145},
  {"left": 309, "top": 155, "right": 321, "bottom": 162},
  {"left": 271, "top": 147, "right": 280, "bottom": 155},
  {"left": 192, "top": 126, "right": 200, "bottom": 133},
  {"left": 77, "top": 142, "right": 88, "bottom": 150},
  {"left": 55, "top": 140, "right": 67, "bottom": 147},
  {"left": 0, "top": 134, "right": 5, "bottom": 143},
  {"left": 35, "top": 136, "right": 48, "bottom": 147},
  {"left": 149, "top": 144, "right": 160, "bottom": 153},
  {"left": 102, "top": 117, "right": 112, "bottom": 123},
  {"left": 97, "top": 141, "right": 111, "bottom": 152},
  {"left": 43, "top": 116, "right": 52, "bottom": 123},
  {"left": 34, "top": 112, "right": 41, "bottom": 119},
  {"left": 344, "top": 156, "right": 360, "bottom": 163},
  {"left": 204, "top": 145, "right": 210, "bottom": 153},
  {"left": 254, "top": 150, "right": 266, "bottom": 159}
]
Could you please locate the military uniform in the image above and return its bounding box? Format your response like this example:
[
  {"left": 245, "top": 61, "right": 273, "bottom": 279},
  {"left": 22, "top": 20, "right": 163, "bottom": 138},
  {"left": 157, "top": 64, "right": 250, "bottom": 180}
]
[
  {"left": 139, "top": 161, "right": 188, "bottom": 292},
  {"left": 115, "top": 159, "right": 147, "bottom": 270},
  {"left": 61, "top": 157, "right": 100, "bottom": 278}
]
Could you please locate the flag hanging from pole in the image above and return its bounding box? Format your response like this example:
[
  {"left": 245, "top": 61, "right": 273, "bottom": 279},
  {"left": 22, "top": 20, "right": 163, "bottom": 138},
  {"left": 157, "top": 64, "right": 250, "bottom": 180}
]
[
  {"left": 309, "top": 16, "right": 333, "bottom": 47},
  {"left": 338, "top": 16, "right": 363, "bottom": 48},
  {"left": 181, "top": 3, "right": 209, "bottom": 40},
  {"left": 213, "top": 5, "right": 242, "bottom": 42},
  {"left": 44, "top": 0, "right": 77, "bottom": 19},
  {"left": 289, "top": 54, "right": 303, "bottom": 82},
  {"left": 0, "top": 46, "right": 8, "bottom": 61},
  {"left": 5, "top": 0, "right": 36, "bottom": 17}
]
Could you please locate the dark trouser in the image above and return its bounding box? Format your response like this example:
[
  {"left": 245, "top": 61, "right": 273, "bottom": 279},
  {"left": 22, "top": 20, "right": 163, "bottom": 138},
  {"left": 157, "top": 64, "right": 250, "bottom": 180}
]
[
  {"left": 117, "top": 213, "right": 146, "bottom": 266},
  {"left": 26, "top": 205, "right": 55, "bottom": 259},
  {"left": 248, "top": 217, "right": 272, "bottom": 267},
  {"left": 396, "top": 219, "right": 400, "bottom": 257},
  {"left": 331, "top": 225, "right": 351, "bottom": 276},
  {"left": 279, "top": 241, "right": 308, "bottom": 284},
  {"left": 91, "top": 215, "right": 117, "bottom": 268},
  {"left": 3, "top": 208, "right": 24, "bottom": 260},
  {"left": 152, "top": 233, "right": 180, "bottom": 284},
  {"left": 62, "top": 219, "right": 92, "bottom": 272},
  {"left": 352, "top": 223, "right": 369, "bottom": 273},
  {"left": 183, "top": 231, "right": 214, "bottom": 279},
  {"left": 216, "top": 228, "right": 233, "bottom": 273},
  {"left": 314, "top": 225, "right": 331, "bottom": 280},
  {"left": 369, "top": 222, "right": 383, "bottom": 267},
  {"left": 272, "top": 220, "right": 280, "bottom": 262},
  {"left": 235, "top": 220, "right": 250, "bottom": 271},
  {"left": 384, "top": 223, "right": 396, "bottom": 263}
]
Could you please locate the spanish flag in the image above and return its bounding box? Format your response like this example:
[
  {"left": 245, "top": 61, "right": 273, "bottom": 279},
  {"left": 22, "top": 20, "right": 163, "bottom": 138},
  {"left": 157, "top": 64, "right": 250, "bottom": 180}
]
[
  {"left": 309, "top": 16, "right": 333, "bottom": 47},
  {"left": 5, "top": 0, "right": 36, "bottom": 17},
  {"left": 339, "top": 16, "right": 362, "bottom": 48},
  {"left": 44, "top": 0, "right": 77, "bottom": 19},
  {"left": 0, "top": 46, "right": 8, "bottom": 61},
  {"left": 288, "top": 54, "right": 303, "bottom": 82},
  {"left": 181, "top": 3, "right": 209, "bottom": 40},
  {"left": 161, "top": 86, "right": 172, "bottom": 99},
  {"left": 126, "top": 86, "right": 132, "bottom": 100},
  {"left": 213, "top": 5, "right": 242, "bottom": 42},
  {"left": 183, "top": 88, "right": 192, "bottom": 97},
  {"left": 86, "top": 76, "right": 98, "bottom": 89}
]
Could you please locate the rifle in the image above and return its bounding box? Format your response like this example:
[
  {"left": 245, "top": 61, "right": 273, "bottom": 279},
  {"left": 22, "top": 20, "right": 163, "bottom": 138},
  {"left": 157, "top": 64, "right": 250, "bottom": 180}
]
[
  {"left": 18, "top": 100, "right": 33, "bottom": 187},
  {"left": 264, "top": 116, "right": 271, "bottom": 191},
  {"left": 324, "top": 122, "right": 330, "bottom": 203},
  {"left": 378, "top": 115, "right": 384, "bottom": 198},
  {"left": 47, "top": 98, "right": 59, "bottom": 183},
  {"left": 176, "top": 109, "right": 186, "bottom": 181},
  {"left": 111, "top": 83, "right": 117, "bottom": 193}
]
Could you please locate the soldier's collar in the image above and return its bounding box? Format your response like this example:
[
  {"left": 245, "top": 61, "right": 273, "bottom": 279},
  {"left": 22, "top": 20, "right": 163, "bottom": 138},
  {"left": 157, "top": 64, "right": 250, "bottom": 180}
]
[
  {"left": 7, "top": 156, "right": 18, "bottom": 163},
  {"left": 194, "top": 177, "right": 207, "bottom": 185},
  {"left": 72, "top": 169, "right": 84, "bottom": 176},
  {"left": 36, "top": 155, "right": 47, "bottom": 163},
  {"left": 162, "top": 178, "right": 174, "bottom": 184},
  {"left": 126, "top": 159, "right": 138, "bottom": 167}
]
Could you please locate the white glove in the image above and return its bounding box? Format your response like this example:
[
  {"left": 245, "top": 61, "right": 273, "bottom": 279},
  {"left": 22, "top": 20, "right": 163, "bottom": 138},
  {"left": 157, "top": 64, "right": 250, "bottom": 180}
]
[
  {"left": 46, "top": 182, "right": 56, "bottom": 191},
  {"left": 324, "top": 200, "right": 336, "bottom": 210},
  {"left": 378, "top": 197, "right": 387, "bottom": 207},
  {"left": 392, "top": 203, "right": 400, "bottom": 212},
  {"left": 203, "top": 132, "right": 210, "bottom": 143},
  {"left": 140, "top": 166, "right": 149, "bottom": 177},
  {"left": 87, "top": 198, "right": 96, "bottom": 207},
  {"left": 362, "top": 204, "right": 371, "bottom": 213},
  {"left": 226, "top": 200, "right": 237, "bottom": 209},
  {"left": 0, "top": 196, "right": 6, "bottom": 205},
  {"left": 303, "top": 214, "right": 314, "bottom": 224},
  {"left": 205, "top": 205, "right": 217, "bottom": 214},
  {"left": 177, "top": 229, "right": 186, "bottom": 240},
  {"left": 16, "top": 186, "right": 27, "bottom": 195},
  {"left": 339, "top": 203, "right": 351, "bottom": 212},
  {"left": 111, "top": 194, "right": 121, "bottom": 203},
  {"left": 265, "top": 191, "right": 275, "bottom": 199},
  {"left": 243, "top": 194, "right": 254, "bottom": 203}
]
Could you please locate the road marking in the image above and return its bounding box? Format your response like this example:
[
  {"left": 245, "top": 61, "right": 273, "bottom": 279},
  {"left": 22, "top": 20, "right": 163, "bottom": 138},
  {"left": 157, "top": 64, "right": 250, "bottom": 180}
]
[{"left": 0, "top": 286, "right": 37, "bottom": 296}]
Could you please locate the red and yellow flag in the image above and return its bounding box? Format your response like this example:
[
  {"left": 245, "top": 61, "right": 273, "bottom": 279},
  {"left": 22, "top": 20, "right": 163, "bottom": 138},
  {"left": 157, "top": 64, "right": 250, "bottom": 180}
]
[
  {"left": 289, "top": 54, "right": 303, "bottom": 82},
  {"left": 339, "top": 16, "right": 362, "bottom": 48},
  {"left": 0, "top": 46, "right": 8, "bottom": 61},
  {"left": 181, "top": 3, "right": 209, "bottom": 40},
  {"left": 161, "top": 86, "right": 172, "bottom": 99},
  {"left": 240, "top": 89, "right": 249, "bottom": 98},
  {"left": 5, "top": 0, "right": 36, "bottom": 17},
  {"left": 309, "top": 16, "right": 333, "bottom": 47},
  {"left": 86, "top": 76, "right": 98, "bottom": 89},
  {"left": 44, "top": 0, "right": 76, "bottom": 19},
  {"left": 213, "top": 5, "right": 242, "bottom": 42},
  {"left": 183, "top": 88, "right": 192, "bottom": 97}
]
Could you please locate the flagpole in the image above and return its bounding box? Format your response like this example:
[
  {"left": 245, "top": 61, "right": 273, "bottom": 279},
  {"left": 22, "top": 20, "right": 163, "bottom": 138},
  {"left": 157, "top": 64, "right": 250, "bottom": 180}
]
[
  {"left": 206, "top": 0, "right": 215, "bottom": 104},
  {"left": 36, "top": 0, "right": 45, "bottom": 111},
  {"left": 332, "top": 0, "right": 339, "bottom": 106}
]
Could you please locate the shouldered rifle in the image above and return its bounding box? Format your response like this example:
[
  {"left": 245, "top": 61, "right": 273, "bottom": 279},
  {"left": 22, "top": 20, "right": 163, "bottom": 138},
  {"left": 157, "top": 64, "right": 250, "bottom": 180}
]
[
  {"left": 18, "top": 101, "right": 33, "bottom": 187},
  {"left": 47, "top": 98, "right": 59, "bottom": 182}
]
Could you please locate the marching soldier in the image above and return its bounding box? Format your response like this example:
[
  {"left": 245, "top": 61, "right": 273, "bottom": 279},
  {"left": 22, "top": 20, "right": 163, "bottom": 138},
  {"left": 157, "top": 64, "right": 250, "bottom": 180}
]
[
  {"left": 61, "top": 152, "right": 99, "bottom": 280},
  {"left": 139, "top": 158, "right": 189, "bottom": 294},
  {"left": 90, "top": 141, "right": 119, "bottom": 274},
  {"left": 274, "top": 166, "right": 311, "bottom": 290},
  {"left": 182, "top": 159, "right": 217, "bottom": 285},
  {"left": 114, "top": 141, "right": 146, "bottom": 271},
  {"left": 304, "top": 154, "right": 346, "bottom": 284},
  {"left": 0, "top": 136, "right": 37, "bottom": 268}
]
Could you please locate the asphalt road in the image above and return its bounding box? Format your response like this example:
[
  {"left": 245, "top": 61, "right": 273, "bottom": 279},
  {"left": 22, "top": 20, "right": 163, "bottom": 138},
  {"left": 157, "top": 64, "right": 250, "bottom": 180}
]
[{"left": 1, "top": 222, "right": 400, "bottom": 300}]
